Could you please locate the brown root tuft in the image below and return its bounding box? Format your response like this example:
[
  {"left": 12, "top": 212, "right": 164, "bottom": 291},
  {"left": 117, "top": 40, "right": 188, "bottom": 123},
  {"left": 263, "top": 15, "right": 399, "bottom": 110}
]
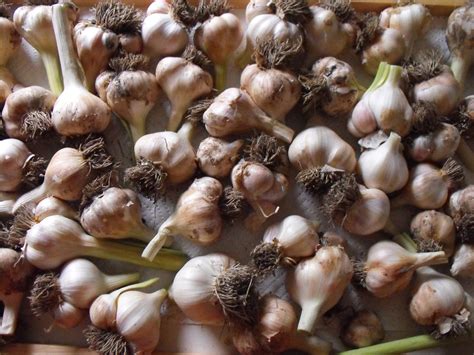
[
  {"left": 94, "top": 0, "right": 142, "bottom": 34},
  {"left": 170, "top": 0, "right": 197, "bottom": 27},
  {"left": 351, "top": 258, "right": 367, "bottom": 288},
  {"left": 253, "top": 36, "right": 303, "bottom": 70},
  {"left": 412, "top": 101, "right": 442, "bottom": 133},
  {"left": 413, "top": 237, "right": 443, "bottom": 253},
  {"left": 22, "top": 155, "right": 47, "bottom": 188},
  {"left": 449, "top": 102, "right": 472, "bottom": 136},
  {"left": 251, "top": 239, "right": 282, "bottom": 274},
  {"left": 125, "top": 158, "right": 168, "bottom": 200},
  {"left": 299, "top": 73, "right": 329, "bottom": 113},
  {"left": 441, "top": 158, "right": 464, "bottom": 191},
  {"left": 109, "top": 51, "right": 149, "bottom": 72},
  {"left": 321, "top": 173, "right": 361, "bottom": 224},
  {"left": 80, "top": 169, "right": 120, "bottom": 212},
  {"left": 182, "top": 45, "right": 213, "bottom": 70},
  {"left": 321, "top": 0, "right": 355, "bottom": 23},
  {"left": 84, "top": 325, "right": 132, "bottom": 355},
  {"left": 184, "top": 96, "right": 215, "bottom": 124},
  {"left": 431, "top": 308, "right": 471, "bottom": 340},
  {"left": 244, "top": 134, "right": 288, "bottom": 170},
  {"left": 455, "top": 213, "right": 474, "bottom": 244},
  {"left": 402, "top": 50, "right": 444, "bottom": 85},
  {"left": 79, "top": 135, "right": 115, "bottom": 173},
  {"left": 214, "top": 264, "right": 260, "bottom": 327},
  {"left": 20, "top": 110, "right": 53, "bottom": 141},
  {"left": 219, "top": 187, "right": 246, "bottom": 221},
  {"left": 28, "top": 272, "right": 62, "bottom": 317},
  {"left": 354, "top": 12, "right": 380, "bottom": 53},
  {"left": 8, "top": 204, "right": 35, "bottom": 250},
  {"left": 274, "top": 0, "right": 312, "bottom": 24},
  {"left": 205, "top": 0, "right": 230, "bottom": 17},
  {"left": 296, "top": 166, "right": 345, "bottom": 194},
  {"left": 0, "top": 219, "right": 14, "bottom": 250}
]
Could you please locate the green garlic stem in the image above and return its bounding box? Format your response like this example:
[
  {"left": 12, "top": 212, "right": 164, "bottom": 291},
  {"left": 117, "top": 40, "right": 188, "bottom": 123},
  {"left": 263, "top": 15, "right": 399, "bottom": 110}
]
[
  {"left": 366, "top": 62, "right": 389, "bottom": 92},
  {"left": 393, "top": 232, "right": 418, "bottom": 253},
  {"left": 215, "top": 64, "right": 227, "bottom": 92},
  {"left": 40, "top": 51, "right": 63, "bottom": 95},
  {"left": 451, "top": 56, "right": 469, "bottom": 89}
]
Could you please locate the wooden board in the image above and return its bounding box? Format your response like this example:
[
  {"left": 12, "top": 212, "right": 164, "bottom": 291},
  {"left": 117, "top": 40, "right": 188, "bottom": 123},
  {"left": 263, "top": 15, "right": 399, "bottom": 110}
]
[{"left": 8, "top": 0, "right": 465, "bottom": 15}]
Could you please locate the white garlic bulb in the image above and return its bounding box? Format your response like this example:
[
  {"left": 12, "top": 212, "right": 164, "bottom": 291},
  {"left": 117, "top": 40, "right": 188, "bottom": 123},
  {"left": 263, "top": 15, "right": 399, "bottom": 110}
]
[
  {"left": 287, "top": 246, "right": 353, "bottom": 334},
  {"left": 0, "top": 192, "right": 18, "bottom": 217},
  {"left": 361, "top": 28, "right": 405, "bottom": 75},
  {"left": 341, "top": 310, "right": 385, "bottom": 348},
  {"left": 358, "top": 132, "right": 408, "bottom": 193},
  {"left": 34, "top": 196, "right": 78, "bottom": 222},
  {"left": 196, "top": 137, "right": 243, "bottom": 178},
  {"left": 245, "top": 0, "right": 272, "bottom": 23},
  {"left": 289, "top": 126, "right": 356, "bottom": 172},
  {"left": 451, "top": 244, "right": 474, "bottom": 278},
  {"left": 447, "top": 185, "right": 474, "bottom": 222}
]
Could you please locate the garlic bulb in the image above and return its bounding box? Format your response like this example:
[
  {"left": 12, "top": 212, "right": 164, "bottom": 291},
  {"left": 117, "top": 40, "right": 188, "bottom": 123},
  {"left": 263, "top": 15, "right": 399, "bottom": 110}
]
[
  {"left": 289, "top": 126, "right": 356, "bottom": 172},
  {"left": 343, "top": 185, "right": 390, "bottom": 236},
  {"left": 0, "top": 4, "right": 20, "bottom": 68},
  {"left": 125, "top": 122, "right": 197, "bottom": 199},
  {"left": 0, "top": 138, "right": 47, "bottom": 192},
  {"left": 447, "top": 185, "right": 474, "bottom": 223},
  {"left": 231, "top": 160, "right": 289, "bottom": 227},
  {"left": 446, "top": 3, "right": 473, "bottom": 87},
  {"left": 245, "top": 0, "right": 272, "bottom": 23},
  {"left": 34, "top": 196, "right": 78, "bottom": 222},
  {"left": 301, "top": 57, "right": 363, "bottom": 117},
  {"left": 379, "top": 4, "right": 431, "bottom": 55},
  {"left": 142, "top": 0, "right": 191, "bottom": 58},
  {"left": 13, "top": 137, "right": 114, "bottom": 212},
  {"left": 197, "top": 137, "right": 243, "bottom": 178},
  {"left": 392, "top": 158, "right": 464, "bottom": 210},
  {"left": 341, "top": 310, "right": 385, "bottom": 348},
  {"left": 142, "top": 177, "right": 223, "bottom": 260},
  {"left": 240, "top": 37, "right": 301, "bottom": 122},
  {"left": 0, "top": 192, "right": 18, "bottom": 217},
  {"left": 87, "top": 279, "right": 167, "bottom": 354},
  {"left": 203, "top": 88, "right": 294, "bottom": 144},
  {"left": 96, "top": 53, "right": 160, "bottom": 143},
  {"left": 348, "top": 63, "right": 413, "bottom": 137},
  {"left": 0, "top": 248, "right": 34, "bottom": 335},
  {"left": 410, "top": 267, "right": 470, "bottom": 337},
  {"left": 450, "top": 96, "right": 474, "bottom": 171},
  {"left": 304, "top": 3, "right": 355, "bottom": 64},
  {"left": 29, "top": 258, "right": 140, "bottom": 328},
  {"left": 0, "top": 67, "right": 18, "bottom": 105},
  {"left": 24, "top": 215, "right": 187, "bottom": 270},
  {"left": 2, "top": 86, "right": 56, "bottom": 141},
  {"left": 287, "top": 246, "right": 353, "bottom": 333},
  {"left": 451, "top": 244, "right": 474, "bottom": 278},
  {"left": 81, "top": 187, "right": 155, "bottom": 241},
  {"left": 251, "top": 215, "right": 320, "bottom": 273},
  {"left": 156, "top": 46, "right": 213, "bottom": 131},
  {"left": 360, "top": 240, "right": 448, "bottom": 298},
  {"left": 51, "top": 3, "right": 111, "bottom": 136},
  {"left": 358, "top": 132, "right": 408, "bottom": 193},
  {"left": 194, "top": 0, "right": 243, "bottom": 91},
  {"left": 410, "top": 210, "right": 455, "bottom": 257},
  {"left": 13, "top": 2, "right": 64, "bottom": 95}
]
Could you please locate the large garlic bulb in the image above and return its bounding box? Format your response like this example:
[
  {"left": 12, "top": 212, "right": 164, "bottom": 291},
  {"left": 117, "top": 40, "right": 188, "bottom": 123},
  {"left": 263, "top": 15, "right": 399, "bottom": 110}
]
[{"left": 196, "top": 137, "right": 243, "bottom": 178}]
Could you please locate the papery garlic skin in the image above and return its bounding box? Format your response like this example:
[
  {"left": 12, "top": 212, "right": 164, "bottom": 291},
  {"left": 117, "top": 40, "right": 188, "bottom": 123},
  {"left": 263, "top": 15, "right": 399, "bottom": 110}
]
[
  {"left": 34, "top": 196, "right": 77, "bottom": 222},
  {"left": 362, "top": 29, "right": 405, "bottom": 75},
  {"left": 343, "top": 186, "right": 390, "bottom": 236},
  {"left": 364, "top": 241, "right": 447, "bottom": 298},
  {"left": 81, "top": 187, "right": 154, "bottom": 241},
  {"left": 304, "top": 6, "right": 355, "bottom": 64},
  {"left": 0, "top": 11, "right": 21, "bottom": 66},
  {"left": 287, "top": 246, "right": 353, "bottom": 334},
  {"left": 196, "top": 137, "right": 243, "bottom": 178},
  {"left": 52, "top": 302, "right": 86, "bottom": 329},
  {"left": 411, "top": 211, "right": 456, "bottom": 257},
  {"left": 358, "top": 132, "right": 408, "bottom": 193},
  {"left": 410, "top": 267, "right": 465, "bottom": 327},
  {"left": 408, "top": 123, "right": 461, "bottom": 162},
  {"left": 169, "top": 253, "right": 234, "bottom": 326},
  {"left": 451, "top": 244, "right": 474, "bottom": 278},
  {"left": 413, "top": 67, "right": 462, "bottom": 116},
  {"left": 0, "top": 67, "right": 17, "bottom": 104},
  {"left": 0, "top": 138, "right": 33, "bottom": 192},
  {"left": 342, "top": 310, "right": 385, "bottom": 348},
  {"left": 2, "top": 86, "right": 56, "bottom": 141},
  {"left": 379, "top": 4, "right": 431, "bottom": 54},
  {"left": 0, "top": 192, "right": 18, "bottom": 217},
  {"left": 448, "top": 185, "right": 474, "bottom": 221},
  {"left": 240, "top": 64, "right": 301, "bottom": 122},
  {"left": 245, "top": 0, "right": 272, "bottom": 22},
  {"left": 289, "top": 126, "right": 356, "bottom": 172}
]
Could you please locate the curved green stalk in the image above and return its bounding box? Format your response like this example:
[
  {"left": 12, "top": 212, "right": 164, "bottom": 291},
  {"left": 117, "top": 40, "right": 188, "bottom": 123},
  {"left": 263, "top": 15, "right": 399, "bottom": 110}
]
[
  {"left": 41, "top": 51, "right": 63, "bottom": 95},
  {"left": 366, "top": 62, "right": 389, "bottom": 92},
  {"left": 393, "top": 232, "right": 418, "bottom": 253},
  {"left": 215, "top": 64, "right": 227, "bottom": 92}
]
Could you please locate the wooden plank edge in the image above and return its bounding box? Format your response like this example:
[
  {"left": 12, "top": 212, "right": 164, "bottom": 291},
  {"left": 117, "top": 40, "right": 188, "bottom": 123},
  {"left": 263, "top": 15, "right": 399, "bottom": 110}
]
[{"left": 7, "top": 0, "right": 465, "bottom": 16}]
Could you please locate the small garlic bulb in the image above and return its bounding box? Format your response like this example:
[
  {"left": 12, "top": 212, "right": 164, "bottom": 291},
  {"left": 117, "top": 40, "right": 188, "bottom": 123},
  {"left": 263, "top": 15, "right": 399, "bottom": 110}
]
[
  {"left": 2, "top": 86, "right": 56, "bottom": 141},
  {"left": 156, "top": 46, "right": 213, "bottom": 131},
  {"left": 348, "top": 63, "right": 413, "bottom": 137},
  {"left": 410, "top": 211, "right": 455, "bottom": 257},
  {"left": 245, "top": 0, "right": 272, "bottom": 23},
  {"left": 379, "top": 4, "right": 431, "bottom": 54},
  {"left": 142, "top": 177, "right": 223, "bottom": 260},
  {"left": 251, "top": 215, "right": 320, "bottom": 273},
  {"left": 0, "top": 192, "right": 18, "bottom": 217},
  {"left": 447, "top": 185, "right": 474, "bottom": 222},
  {"left": 287, "top": 246, "right": 353, "bottom": 334},
  {"left": 392, "top": 158, "right": 464, "bottom": 210},
  {"left": 196, "top": 137, "right": 243, "bottom": 178},
  {"left": 358, "top": 132, "right": 408, "bottom": 193},
  {"left": 361, "top": 241, "right": 448, "bottom": 298},
  {"left": 451, "top": 244, "right": 474, "bottom": 278},
  {"left": 343, "top": 185, "right": 390, "bottom": 236},
  {"left": 289, "top": 126, "right": 356, "bottom": 172},
  {"left": 341, "top": 310, "right": 385, "bottom": 348},
  {"left": 29, "top": 258, "right": 140, "bottom": 328},
  {"left": 410, "top": 267, "right": 469, "bottom": 337},
  {"left": 34, "top": 196, "right": 78, "bottom": 222},
  {"left": 80, "top": 187, "right": 154, "bottom": 241}
]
